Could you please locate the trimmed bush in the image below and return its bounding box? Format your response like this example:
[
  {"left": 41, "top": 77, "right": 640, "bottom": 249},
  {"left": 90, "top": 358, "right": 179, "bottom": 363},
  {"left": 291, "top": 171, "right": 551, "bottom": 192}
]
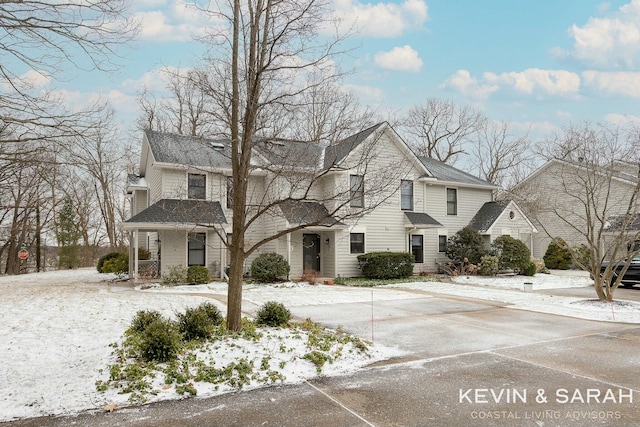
[
  {"left": 478, "top": 255, "right": 499, "bottom": 276},
  {"left": 162, "top": 264, "right": 188, "bottom": 286},
  {"left": 543, "top": 238, "right": 572, "bottom": 270},
  {"left": 256, "top": 301, "right": 291, "bottom": 327},
  {"left": 445, "top": 226, "right": 487, "bottom": 265},
  {"left": 357, "top": 252, "right": 414, "bottom": 279},
  {"left": 491, "top": 235, "right": 531, "bottom": 273},
  {"left": 177, "top": 302, "right": 224, "bottom": 340},
  {"left": 129, "top": 309, "right": 163, "bottom": 334},
  {"left": 251, "top": 253, "right": 290, "bottom": 283},
  {"left": 522, "top": 261, "right": 537, "bottom": 276},
  {"left": 101, "top": 253, "right": 128, "bottom": 276},
  {"left": 571, "top": 244, "right": 592, "bottom": 270},
  {"left": 97, "top": 252, "right": 123, "bottom": 273},
  {"left": 138, "top": 317, "right": 183, "bottom": 362},
  {"left": 187, "top": 265, "right": 211, "bottom": 285}
]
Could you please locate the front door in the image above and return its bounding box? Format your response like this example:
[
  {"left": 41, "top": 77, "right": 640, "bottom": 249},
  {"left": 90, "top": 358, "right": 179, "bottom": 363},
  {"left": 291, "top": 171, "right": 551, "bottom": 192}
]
[{"left": 303, "top": 234, "right": 321, "bottom": 272}]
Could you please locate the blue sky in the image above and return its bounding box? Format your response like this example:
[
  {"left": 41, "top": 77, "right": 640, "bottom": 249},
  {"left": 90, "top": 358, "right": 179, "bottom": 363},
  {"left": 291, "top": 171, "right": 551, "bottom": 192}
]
[{"left": 38, "top": 0, "right": 640, "bottom": 142}]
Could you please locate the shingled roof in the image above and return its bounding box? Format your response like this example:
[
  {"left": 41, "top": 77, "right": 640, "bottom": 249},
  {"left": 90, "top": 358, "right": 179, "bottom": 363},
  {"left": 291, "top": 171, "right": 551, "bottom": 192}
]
[
  {"left": 323, "top": 123, "right": 386, "bottom": 169},
  {"left": 145, "top": 130, "right": 232, "bottom": 169},
  {"left": 404, "top": 212, "right": 443, "bottom": 228},
  {"left": 468, "top": 200, "right": 511, "bottom": 233},
  {"left": 124, "top": 199, "right": 227, "bottom": 227},
  {"left": 418, "top": 156, "right": 497, "bottom": 188},
  {"left": 279, "top": 200, "right": 342, "bottom": 227}
]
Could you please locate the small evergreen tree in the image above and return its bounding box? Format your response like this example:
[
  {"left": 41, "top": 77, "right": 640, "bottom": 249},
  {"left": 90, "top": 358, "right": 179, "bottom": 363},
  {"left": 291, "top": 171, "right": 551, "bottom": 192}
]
[
  {"left": 543, "top": 237, "right": 572, "bottom": 270},
  {"left": 56, "top": 196, "right": 81, "bottom": 269},
  {"left": 491, "top": 235, "right": 531, "bottom": 273},
  {"left": 445, "top": 226, "right": 486, "bottom": 265}
]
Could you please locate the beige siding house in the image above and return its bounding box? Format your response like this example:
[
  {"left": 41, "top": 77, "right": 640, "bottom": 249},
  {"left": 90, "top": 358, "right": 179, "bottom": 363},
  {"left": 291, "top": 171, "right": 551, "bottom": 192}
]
[
  {"left": 123, "top": 123, "right": 536, "bottom": 279},
  {"left": 509, "top": 158, "right": 640, "bottom": 259}
]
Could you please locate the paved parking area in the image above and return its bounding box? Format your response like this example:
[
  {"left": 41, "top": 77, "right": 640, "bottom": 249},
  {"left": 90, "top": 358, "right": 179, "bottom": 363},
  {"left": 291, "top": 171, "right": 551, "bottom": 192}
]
[{"left": 6, "top": 290, "right": 639, "bottom": 427}]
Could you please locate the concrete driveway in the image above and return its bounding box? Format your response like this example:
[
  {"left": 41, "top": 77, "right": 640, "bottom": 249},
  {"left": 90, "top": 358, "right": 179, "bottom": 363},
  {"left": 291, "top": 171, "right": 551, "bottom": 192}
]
[{"left": 4, "top": 288, "right": 640, "bottom": 427}]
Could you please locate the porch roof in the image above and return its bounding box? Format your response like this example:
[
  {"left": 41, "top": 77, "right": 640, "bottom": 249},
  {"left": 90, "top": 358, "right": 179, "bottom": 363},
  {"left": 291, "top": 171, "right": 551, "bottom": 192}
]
[
  {"left": 404, "top": 211, "right": 443, "bottom": 228},
  {"left": 279, "top": 200, "right": 343, "bottom": 227},
  {"left": 123, "top": 199, "right": 227, "bottom": 229}
]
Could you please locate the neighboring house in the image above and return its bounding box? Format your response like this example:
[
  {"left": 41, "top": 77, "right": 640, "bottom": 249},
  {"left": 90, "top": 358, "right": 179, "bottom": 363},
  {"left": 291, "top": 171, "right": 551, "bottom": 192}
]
[
  {"left": 123, "top": 122, "right": 536, "bottom": 279},
  {"left": 508, "top": 158, "right": 640, "bottom": 259}
]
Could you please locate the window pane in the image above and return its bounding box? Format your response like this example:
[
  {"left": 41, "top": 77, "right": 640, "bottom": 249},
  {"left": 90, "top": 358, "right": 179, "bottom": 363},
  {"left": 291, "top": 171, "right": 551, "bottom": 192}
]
[
  {"left": 447, "top": 188, "right": 457, "bottom": 215},
  {"left": 350, "top": 233, "right": 365, "bottom": 253},
  {"left": 188, "top": 174, "right": 206, "bottom": 200},
  {"left": 350, "top": 175, "right": 364, "bottom": 208},
  {"left": 401, "top": 180, "right": 413, "bottom": 210},
  {"left": 439, "top": 235, "right": 447, "bottom": 253},
  {"left": 411, "top": 235, "right": 424, "bottom": 263},
  {"left": 188, "top": 233, "right": 206, "bottom": 266}
]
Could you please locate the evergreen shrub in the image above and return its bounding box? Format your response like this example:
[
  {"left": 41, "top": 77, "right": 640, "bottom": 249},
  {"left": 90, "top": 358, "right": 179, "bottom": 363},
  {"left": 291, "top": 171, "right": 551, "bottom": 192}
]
[
  {"left": 491, "top": 235, "right": 531, "bottom": 273},
  {"left": 187, "top": 265, "right": 211, "bottom": 284},
  {"left": 445, "top": 226, "right": 487, "bottom": 265},
  {"left": 256, "top": 301, "right": 291, "bottom": 327},
  {"left": 251, "top": 253, "right": 290, "bottom": 283},
  {"left": 177, "top": 302, "right": 224, "bottom": 340},
  {"left": 357, "top": 252, "right": 414, "bottom": 279},
  {"left": 543, "top": 238, "right": 572, "bottom": 270},
  {"left": 478, "top": 255, "right": 500, "bottom": 276},
  {"left": 97, "top": 252, "right": 122, "bottom": 273},
  {"left": 138, "top": 317, "right": 183, "bottom": 362}
]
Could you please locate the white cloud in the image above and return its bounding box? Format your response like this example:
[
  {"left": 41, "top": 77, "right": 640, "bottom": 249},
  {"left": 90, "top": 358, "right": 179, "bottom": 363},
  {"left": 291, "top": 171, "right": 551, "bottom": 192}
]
[
  {"left": 554, "top": 0, "right": 640, "bottom": 69},
  {"left": 582, "top": 70, "right": 640, "bottom": 97},
  {"left": 483, "top": 69, "right": 580, "bottom": 96},
  {"left": 440, "top": 70, "right": 498, "bottom": 100},
  {"left": 135, "top": 1, "right": 217, "bottom": 42},
  {"left": 343, "top": 83, "right": 384, "bottom": 100},
  {"left": 333, "top": 0, "right": 428, "bottom": 38},
  {"left": 374, "top": 45, "right": 423, "bottom": 72},
  {"left": 604, "top": 113, "right": 640, "bottom": 126}
]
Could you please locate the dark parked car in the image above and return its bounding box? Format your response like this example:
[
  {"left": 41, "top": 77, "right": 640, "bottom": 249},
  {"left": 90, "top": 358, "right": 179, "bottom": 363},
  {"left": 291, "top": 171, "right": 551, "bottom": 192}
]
[{"left": 599, "top": 256, "right": 640, "bottom": 288}]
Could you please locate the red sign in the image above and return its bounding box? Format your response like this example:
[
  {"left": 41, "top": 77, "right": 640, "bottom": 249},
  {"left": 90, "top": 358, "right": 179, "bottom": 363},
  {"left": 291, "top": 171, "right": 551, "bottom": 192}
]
[{"left": 18, "top": 249, "right": 29, "bottom": 260}]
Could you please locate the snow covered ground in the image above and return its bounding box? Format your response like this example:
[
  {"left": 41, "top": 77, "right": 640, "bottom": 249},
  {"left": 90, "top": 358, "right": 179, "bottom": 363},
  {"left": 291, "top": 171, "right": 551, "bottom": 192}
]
[{"left": 0, "top": 268, "right": 639, "bottom": 422}]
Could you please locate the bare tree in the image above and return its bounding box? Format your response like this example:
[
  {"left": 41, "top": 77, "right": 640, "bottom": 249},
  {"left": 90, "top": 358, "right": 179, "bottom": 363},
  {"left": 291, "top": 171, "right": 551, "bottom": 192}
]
[
  {"left": 182, "top": 0, "right": 413, "bottom": 331},
  {"left": 473, "top": 121, "right": 532, "bottom": 187},
  {"left": 402, "top": 98, "right": 486, "bottom": 166},
  {"left": 510, "top": 122, "right": 640, "bottom": 301}
]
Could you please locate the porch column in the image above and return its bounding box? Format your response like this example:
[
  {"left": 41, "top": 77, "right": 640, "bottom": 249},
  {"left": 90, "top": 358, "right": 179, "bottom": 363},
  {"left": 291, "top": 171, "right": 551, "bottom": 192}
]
[{"left": 134, "top": 230, "right": 139, "bottom": 279}]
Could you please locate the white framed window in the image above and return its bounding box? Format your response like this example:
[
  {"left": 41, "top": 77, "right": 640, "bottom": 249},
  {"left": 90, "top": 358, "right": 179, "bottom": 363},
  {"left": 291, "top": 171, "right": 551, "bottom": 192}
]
[
  {"left": 350, "top": 175, "right": 364, "bottom": 208},
  {"left": 446, "top": 188, "right": 457, "bottom": 215},
  {"left": 188, "top": 232, "right": 206, "bottom": 266},
  {"left": 350, "top": 233, "right": 365, "bottom": 254},
  {"left": 401, "top": 180, "right": 413, "bottom": 210},
  {"left": 188, "top": 173, "right": 206, "bottom": 200}
]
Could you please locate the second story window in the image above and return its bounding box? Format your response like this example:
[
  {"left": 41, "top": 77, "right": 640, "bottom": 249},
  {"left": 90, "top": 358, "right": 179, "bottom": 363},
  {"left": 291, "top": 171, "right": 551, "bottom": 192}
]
[
  {"left": 350, "top": 174, "right": 364, "bottom": 208},
  {"left": 401, "top": 180, "right": 413, "bottom": 210},
  {"left": 447, "top": 188, "right": 457, "bottom": 216},
  {"left": 188, "top": 173, "right": 206, "bottom": 200},
  {"left": 226, "top": 176, "right": 234, "bottom": 209}
]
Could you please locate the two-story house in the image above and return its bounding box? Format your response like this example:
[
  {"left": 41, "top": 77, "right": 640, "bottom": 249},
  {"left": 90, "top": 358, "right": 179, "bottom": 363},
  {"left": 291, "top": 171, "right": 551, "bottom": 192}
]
[{"left": 123, "top": 122, "right": 536, "bottom": 279}]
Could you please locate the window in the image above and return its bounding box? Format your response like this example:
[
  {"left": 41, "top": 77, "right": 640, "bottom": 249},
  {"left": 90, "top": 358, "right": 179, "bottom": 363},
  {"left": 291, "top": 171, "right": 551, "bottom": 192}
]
[
  {"left": 411, "top": 235, "right": 424, "bottom": 263},
  {"left": 188, "top": 233, "right": 206, "bottom": 266},
  {"left": 401, "top": 180, "right": 413, "bottom": 210},
  {"left": 350, "top": 233, "right": 365, "bottom": 254},
  {"left": 350, "top": 175, "right": 364, "bottom": 208},
  {"left": 446, "top": 188, "right": 457, "bottom": 215},
  {"left": 439, "top": 235, "right": 448, "bottom": 253},
  {"left": 226, "top": 176, "right": 234, "bottom": 209},
  {"left": 188, "top": 173, "right": 206, "bottom": 200}
]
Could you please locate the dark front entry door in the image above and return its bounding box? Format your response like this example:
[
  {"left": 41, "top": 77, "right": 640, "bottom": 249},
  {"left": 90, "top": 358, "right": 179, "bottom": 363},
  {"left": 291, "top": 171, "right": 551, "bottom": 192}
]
[{"left": 303, "top": 234, "right": 321, "bottom": 272}]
